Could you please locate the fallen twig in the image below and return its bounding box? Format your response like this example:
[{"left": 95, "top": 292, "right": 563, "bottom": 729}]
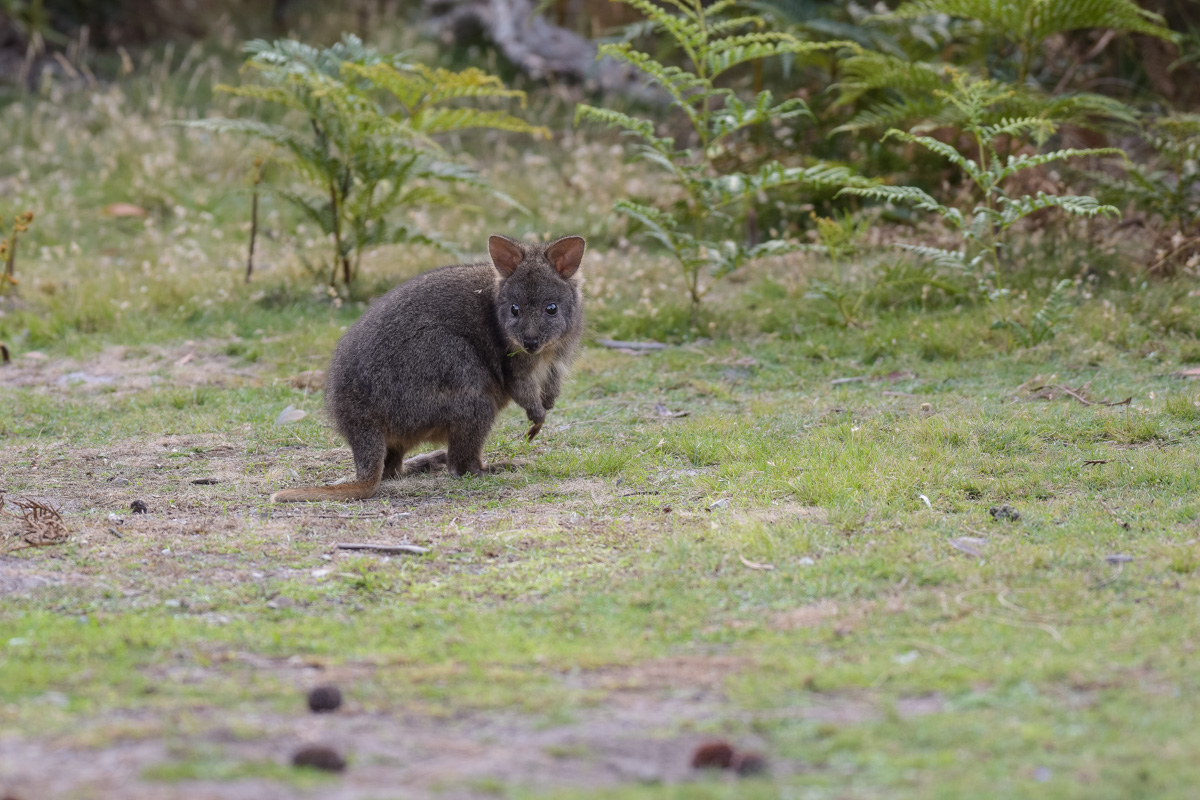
[
  {"left": 1027, "top": 383, "right": 1132, "bottom": 407},
  {"left": 595, "top": 338, "right": 668, "bottom": 351},
  {"left": 948, "top": 537, "right": 987, "bottom": 559},
  {"left": 1098, "top": 498, "right": 1131, "bottom": 530},
  {"left": 336, "top": 542, "right": 430, "bottom": 555},
  {"left": 738, "top": 554, "right": 775, "bottom": 571},
  {"left": 1082, "top": 459, "right": 1111, "bottom": 466}
]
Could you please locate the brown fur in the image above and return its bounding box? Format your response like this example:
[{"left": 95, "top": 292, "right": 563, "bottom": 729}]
[{"left": 271, "top": 234, "right": 586, "bottom": 502}]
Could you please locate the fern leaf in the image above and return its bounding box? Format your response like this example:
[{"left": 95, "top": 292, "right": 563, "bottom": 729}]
[
  {"left": 574, "top": 105, "right": 676, "bottom": 152},
  {"left": 881, "top": 129, "right": 980, "bottom": 179},
  {"left": 837, "top": 183, "right": 956, "bottom": 220},
  {"left": 897, "top": 243, "right": 968, "bottom": 271},
  {"left": 994, "top": 147, "right": 1126, "bottom": 183},
  {"left": 998, "top": 192, "right": 1120, "bottom": 226},
  {"left": 706, "top": 162, "right": 864, "bottom": 208},
  {"left": 614, "top": 199, "right": 689, "bottom": 256},
  {"left": 708, "top": 91, "right": 812, "bottom": 141},
  {"left": 703, "top": 38, "right": 847, "bottom": 76},
  {"left": 887, "top": 0, "right": 1175, "bottom": 44},
  {"left": 596, "top": 43, "right": 710, "bottom": 117},
  {"left": 411, "top": 108, "right": 549, "bottom": 137},
  {"left": 604, "top": 0, "right": 704, "bottom": 50},
  {"left": 835, "top": 52, "right": 947, "bottom": 105}
]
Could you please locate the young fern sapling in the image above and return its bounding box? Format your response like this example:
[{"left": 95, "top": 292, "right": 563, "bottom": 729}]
[
  {"left": 837, "top": 72, "right": 1122, "bottom": 344},
  {"left": 839, "top": 72, "right": 1123, "bottom": 295},
  {"left": 1088, "top": 114, "right": 1200, "bottom": 273},
  {"left": 177, "top": 36, "right": 546, "bottom": 286},
  {"left": 575, "top": 0, "right": 858, "bottom": 320}
]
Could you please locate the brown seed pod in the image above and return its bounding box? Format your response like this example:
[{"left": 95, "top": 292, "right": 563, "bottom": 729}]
[
  {"left": 292, "top": 744, "right": 346, "bottom": 772},
  {"left": 690, "top": 740, "right": 735, "bottom": 769},
  {"left": 307, "top": 684, "right": 342, "bottom": 713}
]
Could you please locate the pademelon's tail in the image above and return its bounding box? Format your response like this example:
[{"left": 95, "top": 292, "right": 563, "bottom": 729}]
[{"left": 270, "top": 476, "right": 381, "bottom": 503}]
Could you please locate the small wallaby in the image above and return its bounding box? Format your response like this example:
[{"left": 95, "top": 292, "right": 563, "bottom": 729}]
[{"left": 270, "top": 234, "right": 586, "bottom": 502}]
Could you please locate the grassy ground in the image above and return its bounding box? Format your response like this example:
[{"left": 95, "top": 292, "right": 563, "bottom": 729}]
[{"left": 3, "top": 46, "right": 1200, "bottom": 800}]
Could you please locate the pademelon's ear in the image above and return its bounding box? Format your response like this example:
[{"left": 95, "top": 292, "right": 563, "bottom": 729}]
[
  {"left": 489, "top": 235, "right": 524, "bottom": 277},
  {"left": 545, "top": 235, "right": 586, "bottom": 278}
]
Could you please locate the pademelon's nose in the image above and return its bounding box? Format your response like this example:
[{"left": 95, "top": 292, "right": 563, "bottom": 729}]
[{"left": 523, "top": 337, "right": 541, "bottom": 352}]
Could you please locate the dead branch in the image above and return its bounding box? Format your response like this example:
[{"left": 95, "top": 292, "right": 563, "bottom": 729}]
[{"left": 336, "top": 542, "right": 430, "bottom": 555}]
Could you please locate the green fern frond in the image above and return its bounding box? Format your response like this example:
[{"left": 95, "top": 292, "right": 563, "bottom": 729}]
[
  {"left": 1033, "top": 92, "right": 1140, "bottom": 129},
  {"left": 708, "top": 92, "right": 812, "bottom": 141},
  {"left": 574, "top": 105, "right": 675, "bottom": 152},
  {"left": 838, "top": 183, "right": 957, "bottom": 221},
  {"left": 706, "top": 163, "right": 864, "bottom": 208},
  {"left": 706, "top": 15, "right": 766, "bottom": 36},
  {"left": 597, "top": 43, "right": 710, "bottom": 111},
  {"left": 887, "top": 0, "right": 1174, "bottom": 44},
  {"left": 614, "top": 199, "right": 686, "bottom": 255},
  {"left": 995, "top": 278, "right": 1075, "bottom": 346},
  {"left": 835, "top": 52, "right": 948, "bottom": 105},
  {"left": 881, "top": 129, "right": 979, "bottom": 177},
  {"left": 994, "top": 147, "right": 1125, "bottom": 183},
  {"left": 998, "top": 192, "right": 1120, "bottom": 225},
  {"left": 703, "top": 38, "right": 847, "bottom": 76},
  {"left": 411, "top": 108, "right": 549, "bottom": 137},
  {"left": 897, "top": 243, "right": 968, "bottom": 271},
  {"left": 212, "top": 83, "right": 308, "bottom": 111},
  {"left": 604, "top": 0, "right": 703, "bottom": 50},
  {"left": 833, "top": 98, "right": 955, "bottom": 135}
]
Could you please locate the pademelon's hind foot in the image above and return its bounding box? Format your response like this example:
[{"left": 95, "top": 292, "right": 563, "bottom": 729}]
[
  {"left": 400, "top": 450, "right": 525, "bottom": 476},
  {"left": 402, "top": 450, "right": 448, "bottom": 474}
]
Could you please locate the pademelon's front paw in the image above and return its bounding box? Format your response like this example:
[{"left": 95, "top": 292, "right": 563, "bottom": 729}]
[{"left": 526, "top": 420, "right": 543, "bottom": 442}]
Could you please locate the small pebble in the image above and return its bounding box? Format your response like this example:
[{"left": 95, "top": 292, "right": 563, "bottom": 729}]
[
  {"left": 307, "top": 685, "right": 342, "bottom": 713},
  {"left": 130, "top": 499, "right": 149, "bottom": 514},
  {"left": 691, "top": 740, "right": 735, "bottom": 769},
  {"left": 292, "top": 744, "right": 346, "bottom": 772}
]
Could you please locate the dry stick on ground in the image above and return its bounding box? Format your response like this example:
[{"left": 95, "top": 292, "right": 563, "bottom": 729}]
[
  {"left": 1028, "top": 383, "right": 1132, "bottom": 407},
  {"left": 245, "top": 158, "right": 264, "bottom": 284},
  {"left": 336, "top": 543, "right": 430, "bottom": 555},
  {"left": 1099, "top": 498, "right": 1132, "bottom": 530},
  {"left": 595, "top": 338, "right": 668, "bottom": 351}
]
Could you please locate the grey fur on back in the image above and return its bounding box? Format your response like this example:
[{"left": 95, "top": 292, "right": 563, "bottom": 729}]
[{"left": 270, "top": 234, "right": 586, "bottom": 502}]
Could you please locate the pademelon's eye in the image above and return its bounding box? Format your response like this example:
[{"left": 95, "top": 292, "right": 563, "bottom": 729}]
[
  {"left": 511, "top": 304, "right": 520, "bottom": 317},
  {"left": 546, "top": 303, "right": 558, "bottom": 316}
]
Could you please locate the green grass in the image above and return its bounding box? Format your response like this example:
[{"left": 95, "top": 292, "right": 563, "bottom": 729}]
[{"left": 3, "top": 47, "right": 1200, "bottom": 800}]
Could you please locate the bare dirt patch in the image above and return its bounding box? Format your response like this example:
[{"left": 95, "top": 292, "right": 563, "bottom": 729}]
[
  {"left": 2, "top": 342, "right": 265, "bottom": 396},
  {"left": 0, "top": 650, "right": 955, "bottom": 800}
]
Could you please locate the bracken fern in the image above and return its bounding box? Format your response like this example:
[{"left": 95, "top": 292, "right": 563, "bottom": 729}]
[
  {"left": 576, "top": 0, "right": 858, "bottom": 319},
  {"left": 838, "top": 71, "right": 1121, "bottom": 344},
  {"left": 175, "top": 35, "right": 546, "bottom": 286}
]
